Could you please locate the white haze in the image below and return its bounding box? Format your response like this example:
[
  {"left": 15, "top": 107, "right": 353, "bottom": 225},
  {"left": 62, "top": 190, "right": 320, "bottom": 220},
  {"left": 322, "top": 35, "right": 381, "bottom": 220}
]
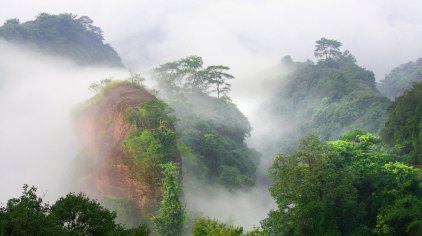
[
  {"left": 0, "top": 40, "right": 128, "bottom": 204},
  {"left": 185, "top": 184, "right": 274, "bottom": 230},
  {"left": 1, "top": 0, "right": 422, "bottom": 79},
  {"left": 1, "top": 0, "right": 422, "bottom": 230}
]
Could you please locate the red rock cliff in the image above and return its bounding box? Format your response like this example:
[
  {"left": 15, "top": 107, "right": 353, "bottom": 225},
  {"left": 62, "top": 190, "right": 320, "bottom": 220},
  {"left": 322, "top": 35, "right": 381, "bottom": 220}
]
[{"left": 76, "top": 83, "right": 161, "bottom": 214}]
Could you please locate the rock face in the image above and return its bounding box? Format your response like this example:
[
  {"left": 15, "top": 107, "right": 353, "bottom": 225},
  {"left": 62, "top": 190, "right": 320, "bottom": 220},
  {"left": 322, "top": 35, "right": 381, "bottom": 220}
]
[{"left": 76, "top": 84, "right": 163, "bottom": 219}]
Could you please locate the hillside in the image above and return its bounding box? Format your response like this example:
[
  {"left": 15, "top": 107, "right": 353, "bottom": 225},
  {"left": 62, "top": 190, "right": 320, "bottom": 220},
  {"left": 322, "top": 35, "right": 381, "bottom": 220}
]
[
  {"left": 152, "top": 56, "right": 260, "bottom": 190},
  {"left": 378, "top": 58, "right": 422, "bottom": 100},
  {"left": 381, "top": 81, "right": 422, "bottom": 164},
  {"left": 0, "top": 13, "right": 122, "bottom": 67},
  {"left": 264, "top": 39, "right": 390, "bottom": 153},
  {"left": 74, "top": 81, "right": 180, "bottom": 226}
]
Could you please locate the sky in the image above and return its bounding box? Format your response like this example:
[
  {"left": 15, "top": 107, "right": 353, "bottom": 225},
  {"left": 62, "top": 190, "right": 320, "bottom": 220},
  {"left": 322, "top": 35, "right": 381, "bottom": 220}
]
[{"left": 1, "top": 0, "right": 422, "bottom": 80}]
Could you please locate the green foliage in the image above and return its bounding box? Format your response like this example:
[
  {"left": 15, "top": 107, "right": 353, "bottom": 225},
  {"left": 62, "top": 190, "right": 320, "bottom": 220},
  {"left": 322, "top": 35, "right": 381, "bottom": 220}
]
[
  {"left": 0, "top": 185, "right": 150, "bottom": 236},
  {"left": 203, "top": 65, "right": 234, "bottom": 98},
  {"left": 263, "top": 136, "right": 360, "bottom": 235},
  {"left": 122, "top": 100, "right": 178, "bottom": 194},
  {"left": 153, "top": 162, "right": 185, "bottom": 236},
  {"left": 314, "top": 37, "right": 342, "bottom": 60},
  {"left": 378, "top": 58, "right": 422, "bottom": 100},
  {"left": 381, "top": 81, "right": 422, "bottom": 164},
  {"left": 175, "top": 95, "right": 258, "bottom": 189},
  {"left": 50, "top": 193, "right": 118, "bottom": 235},
  {"left": 152, "top": 55, "right": 234, "bottom": 99},
  {"left": 153, "top": 57, "right": 258, "bottom": 189},
  {"left": 192, "top": 218, "right": 244, "bottom": 236},
  {"left": 0, "top": 13, "right": 122, "bottom": 66},
  {"left": 123, "top": 100, "right": 176, "bottom": 131},
  {"left": 262, "top": 131, "right": 422, "bottom": 235},
  {"left": 1, "top": 185, "right": 61, "bottom": 235},
  {"left": 268, "top": 39, "right": 390, "bottom": 153}
]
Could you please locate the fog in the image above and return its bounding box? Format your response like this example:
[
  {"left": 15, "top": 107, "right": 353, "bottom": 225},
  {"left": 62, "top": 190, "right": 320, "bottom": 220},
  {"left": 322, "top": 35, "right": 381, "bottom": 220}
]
[
  {"left": 1, "top": 0, "right": 422, "bottom": 231},
  {"left": 0, "top": 40, "right": 127, "bottom": 204},
  {"left": 1, "top": 0, "right": 422, "bottom": 80}
]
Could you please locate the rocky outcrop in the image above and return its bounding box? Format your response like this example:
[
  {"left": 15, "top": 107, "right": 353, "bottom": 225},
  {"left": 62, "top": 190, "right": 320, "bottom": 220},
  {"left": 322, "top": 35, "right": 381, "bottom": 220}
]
[{"left": 75, "top": 83, "right": 166, "bottom": 221}]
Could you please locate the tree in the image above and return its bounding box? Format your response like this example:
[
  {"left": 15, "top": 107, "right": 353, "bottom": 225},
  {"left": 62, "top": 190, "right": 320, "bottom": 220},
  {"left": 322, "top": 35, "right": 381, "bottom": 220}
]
[
  {"left": 152, "top": 55, "right": 235, "bottom": 99},
  {"left": 314, "top": 37, "right": 342, "bottom": 60},
  {"left": 263, "top": 131, "right": 422, "bottom": 235},
  {"left": 204, "top": 65, "right": 234, "bottom": 98},
  {"left": 192, "top": 218, "right": 244, "bottom": 236},
  {"left": 1, "top": 185, "right": 61, "bottom": 235},
  {"left": 262, "top": 136, "right": 360, "bottom": 235},
  {"left": 49, "top": 193, "right": 118, "bottom": 235},
  {"left": 128, "top": 71, "right": 145, "bottom": 86},
  {"left": 0, "top": 185, "right": 151, "bottom": 235},
  {"left": 152, "top": 55, "right": 205, "bottom": 95},
  {"left": 153, "top": 162, "right": 185, "bottom": 236},
  {"left": 381, "top": 81, "right": 422, "bottom": 164},
  {"left": 88, "top": 78, "right": 112, "bottom": 93},
  {"left": 0, "top": 13, "right": 122, "bottom": 66}
]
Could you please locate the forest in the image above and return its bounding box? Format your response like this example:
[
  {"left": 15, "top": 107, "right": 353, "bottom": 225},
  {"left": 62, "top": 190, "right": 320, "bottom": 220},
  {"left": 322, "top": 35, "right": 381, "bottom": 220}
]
[{"left": 0, "top": 10, "right": 422, "bottom": 236}]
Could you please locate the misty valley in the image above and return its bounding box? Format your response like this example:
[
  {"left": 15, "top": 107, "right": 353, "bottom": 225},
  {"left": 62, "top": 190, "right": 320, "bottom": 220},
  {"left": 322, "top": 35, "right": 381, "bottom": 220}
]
[{"left": 1, "top": 12, "right": 422, "bottom": 236}]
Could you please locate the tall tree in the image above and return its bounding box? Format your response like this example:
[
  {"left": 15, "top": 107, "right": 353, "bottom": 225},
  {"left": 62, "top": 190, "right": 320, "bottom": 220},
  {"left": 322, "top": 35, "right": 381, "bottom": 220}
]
[
  {"left": 153, "top": 55, "right": 206, "bottom": 95},
  {"left": 153, "top": 162, "right": 185, "bottom": 236},
  {"left": 204, "top": 65, "right": 234, "bottom": 98},
  {"left": 314, "top": 37, "right": 342, "bottom": 60},
  {"left": 152, "top": 56, "right": 235, "bottom": 99}
]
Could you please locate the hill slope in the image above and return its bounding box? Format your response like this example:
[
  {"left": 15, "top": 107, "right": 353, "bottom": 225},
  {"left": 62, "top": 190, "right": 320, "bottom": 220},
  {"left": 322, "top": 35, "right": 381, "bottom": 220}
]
[
  {"left": 263, "top": 40, "right": 391, "bottom": 153},
  {"left": 75, "top": 81, "right": 179, "bottom": 226},
  {"left": 378, "top": 58, "right": 422, "bottom": 100},
  {"left": 0, "top": 13, "right": 122, "bottom": 67}
]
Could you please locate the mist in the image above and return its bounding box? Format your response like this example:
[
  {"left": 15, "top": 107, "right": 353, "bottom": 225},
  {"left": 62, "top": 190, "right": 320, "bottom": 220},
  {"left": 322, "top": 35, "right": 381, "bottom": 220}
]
[
  {"left": 2, "top": 0, "right": 422, "bottom": 80},
  {"left": 1, "top": 0, "right": 422, "bottom": 232},
  {"left": 0, "top": 40, "right": 128, "bottom": 204}
]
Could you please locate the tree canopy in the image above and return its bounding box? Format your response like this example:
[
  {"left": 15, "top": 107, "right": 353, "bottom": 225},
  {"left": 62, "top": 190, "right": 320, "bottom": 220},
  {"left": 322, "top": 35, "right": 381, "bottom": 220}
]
[
  {"left": 153, "top": 162, "right": 185, "bottom": 236},
  {"left": 152, "top": 56, "right": 259, "bottom": 190},
  {"left": 0, "top": 13, "right": 122, "bottom": 66},
  {"left": 314, "top": 37, "right": 342, "bottom": 60},
  {"left": 152, "top": 55, "right": 234, "bottom": 99},
  {"left": 261, "top": 131, "right": 422, "bottom": 235},
  {"left": 381, "top": 81, "right": 422, "bottom": 164},
  {"left": 264, "top": 38, "right": 389, "bottom": 154},
  {"left": 0, "top": 185, "right": 150, "bottom": 235}
]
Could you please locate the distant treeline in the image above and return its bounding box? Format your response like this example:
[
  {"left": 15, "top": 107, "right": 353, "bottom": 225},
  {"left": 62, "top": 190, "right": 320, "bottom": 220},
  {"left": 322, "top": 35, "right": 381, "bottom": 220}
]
[{"left": 0, "top": 13, "right": 122, "bottom": 67}]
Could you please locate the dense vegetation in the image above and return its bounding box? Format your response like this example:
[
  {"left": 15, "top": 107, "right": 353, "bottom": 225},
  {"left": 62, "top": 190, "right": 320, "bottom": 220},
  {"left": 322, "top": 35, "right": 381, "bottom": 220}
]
[
  {"left": 381, "top": 81, "right": 422, "bottom": 165},
  {"left": 261, "top": 131, "right": 422, "bottom": 235},
  {"left": 0, "top": 185, "right": 150, "bottom": 235},
  {"left": 378, "top": 58, "right": 422, "bottom": 100},
  {"left": 0, "top": 13, "right": 122, "bottom": 66},
  {"left": 197, "top": 131, "right": 422, "bottom": 236},
  {"left": 74, "top": 78, "right": 185, "bottom": 236},
  {"left": 122, "top": 99, "right": 178, "bottom": 192},
  {"left": 152, "top": 56, "right": 259, "bottom": 189},
  {"left": 267, "top": 38, "right": 390, "bottom": 153},
  {"left": 153, "top": 162, "right": 185, "bottom": 236}
]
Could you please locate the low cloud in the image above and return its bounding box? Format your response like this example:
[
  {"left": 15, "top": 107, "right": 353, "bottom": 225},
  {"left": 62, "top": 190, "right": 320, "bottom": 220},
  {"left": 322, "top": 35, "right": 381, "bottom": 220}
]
[{"left": 0, "top": 40, "right": 127, "bottom": 203}]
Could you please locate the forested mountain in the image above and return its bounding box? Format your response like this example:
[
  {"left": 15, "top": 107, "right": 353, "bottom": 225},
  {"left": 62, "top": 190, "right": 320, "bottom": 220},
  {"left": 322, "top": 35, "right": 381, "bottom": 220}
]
[
  {"left": 74, "top": 78, "right": 183, "bottom": 232},
  {"left": 381, "top": 81, "right": 422, "bottom": 165},
  {"left": 152, "top": 56, "right": 260, "bottom": 190},
  {"left": 0, "top": 13, "right": 122, "bottom": 67},
  {"left": 265, "top": 38, "right": 390, "bottom": 153},
  {"left": 2, "top": 10, "right": 422, "bottom": 234},
  {"left": 378, "top": 58, "right": 422, "bottom": 100}
]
